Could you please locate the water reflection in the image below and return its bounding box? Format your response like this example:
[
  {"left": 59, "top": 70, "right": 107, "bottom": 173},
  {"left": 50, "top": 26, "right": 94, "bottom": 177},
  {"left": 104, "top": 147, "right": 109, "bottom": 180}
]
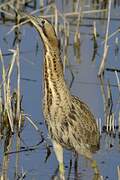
[
  {"left": 1, "top": 127, "right": 119, "bottom": 180},
  {"left": 51, "top": 154, "right": 101, "bottom": 180},
  {"left": 1, "top": 129, "right": 12, "bottom": 179}
]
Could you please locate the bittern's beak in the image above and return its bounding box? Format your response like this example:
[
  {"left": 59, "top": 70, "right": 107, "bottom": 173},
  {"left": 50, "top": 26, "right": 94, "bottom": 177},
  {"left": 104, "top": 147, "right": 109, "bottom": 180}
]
[
  {"left": 19, "top": 12, "right": 45, "bottom": 30},
  {"left": 19, "top": 12, "right": 58, "bottom": 49}
]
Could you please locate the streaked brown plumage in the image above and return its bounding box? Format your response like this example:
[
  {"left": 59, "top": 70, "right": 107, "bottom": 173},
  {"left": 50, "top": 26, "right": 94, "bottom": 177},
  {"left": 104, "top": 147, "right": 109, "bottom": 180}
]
[{"left": 21, "top": 13, "right": 100, "bottom": 179}]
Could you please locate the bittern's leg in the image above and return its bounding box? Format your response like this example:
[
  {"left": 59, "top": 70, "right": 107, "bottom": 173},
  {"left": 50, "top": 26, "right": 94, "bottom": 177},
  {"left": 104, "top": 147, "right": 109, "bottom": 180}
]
[
  {"left": 52, "top": 140, "right": 65, "bottom": 180},
  {"left": 91, "top": 159, "right": 99, "bottom": 175},
  {"left": 91, "top": 159, "right": 101, "bottom": 180}
]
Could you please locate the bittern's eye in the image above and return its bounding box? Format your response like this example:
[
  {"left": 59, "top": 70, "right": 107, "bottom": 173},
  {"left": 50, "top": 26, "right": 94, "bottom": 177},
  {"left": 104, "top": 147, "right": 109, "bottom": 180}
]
[{"left": 41, "top": 20, "right": 45, "bottom": 26}]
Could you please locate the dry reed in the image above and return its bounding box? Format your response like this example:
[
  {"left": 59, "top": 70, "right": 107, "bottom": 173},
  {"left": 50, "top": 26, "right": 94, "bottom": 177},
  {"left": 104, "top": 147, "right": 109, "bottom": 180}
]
[{"left": 98, "top": 0, "right": 112, "bottom": 76}]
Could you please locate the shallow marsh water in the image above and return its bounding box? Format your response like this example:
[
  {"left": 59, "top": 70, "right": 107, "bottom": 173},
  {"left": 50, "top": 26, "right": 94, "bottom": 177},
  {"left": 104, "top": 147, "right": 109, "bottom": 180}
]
[{"left": 0, "top": 0, "right": 120, "bottom": 180}]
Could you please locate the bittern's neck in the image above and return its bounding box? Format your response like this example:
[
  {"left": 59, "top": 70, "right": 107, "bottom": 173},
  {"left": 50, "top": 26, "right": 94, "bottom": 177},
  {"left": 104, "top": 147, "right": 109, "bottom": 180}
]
[{"left": 43, "top": 47, "right": 70, "bottom": 103}]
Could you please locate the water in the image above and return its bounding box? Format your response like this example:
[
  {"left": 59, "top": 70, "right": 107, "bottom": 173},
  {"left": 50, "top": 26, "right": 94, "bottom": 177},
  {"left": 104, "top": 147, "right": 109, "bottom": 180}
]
[{"left": 0, "top": 0, "right": 120, "bottom": 179}]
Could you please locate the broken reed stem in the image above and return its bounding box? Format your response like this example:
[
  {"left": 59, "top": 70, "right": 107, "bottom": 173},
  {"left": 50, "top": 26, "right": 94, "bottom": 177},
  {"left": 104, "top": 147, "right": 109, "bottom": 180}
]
[
  {"left": 98, "top": 0, "right": 112, "bottom": 76},
  {"left": 25, "top": 115, "right": 39, "bottom": 131}
]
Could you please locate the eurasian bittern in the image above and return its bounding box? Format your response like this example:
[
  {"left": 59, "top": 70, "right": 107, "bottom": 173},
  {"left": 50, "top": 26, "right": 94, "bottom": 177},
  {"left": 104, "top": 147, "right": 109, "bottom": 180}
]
[{"left": 21, "top": 13, "right": 100, "bottom": 179}]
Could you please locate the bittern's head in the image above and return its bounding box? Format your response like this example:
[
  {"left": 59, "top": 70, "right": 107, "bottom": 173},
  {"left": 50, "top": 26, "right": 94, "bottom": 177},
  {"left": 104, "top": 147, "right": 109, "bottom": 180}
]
[{"left": 23, "top": 14, "right": 59, "bottom": 50}]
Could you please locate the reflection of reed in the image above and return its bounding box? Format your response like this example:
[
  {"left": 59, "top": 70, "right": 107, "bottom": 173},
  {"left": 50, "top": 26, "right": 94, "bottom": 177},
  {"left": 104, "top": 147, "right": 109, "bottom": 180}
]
[
  {"left": 51, "top": 166, "right": 59, "bottom": 180},
  {"left": 1, "top": 129, "right": 12, "bottom": 180},
  {"left": 99, "top": 75, "right": 114, "bottom": 132},
  {"left": 15, "top": 133, "right": 21, "bottom": 179},
  {"left": 67, "top": 158, "right": 72, "bottom": 180},
  {"left": 99, "top": 68, "right": 120, "bottom": 134}
]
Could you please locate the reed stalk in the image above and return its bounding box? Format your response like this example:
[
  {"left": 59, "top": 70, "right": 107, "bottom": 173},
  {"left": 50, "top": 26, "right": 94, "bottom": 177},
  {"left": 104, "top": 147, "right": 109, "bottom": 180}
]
[
  {"left": 16, "top": 45, "right": 21, "bottom": 130},
  {"left": 91, "top": 21, "right": 98, "bottom": 62},
  {"left": 63, "top": 19, "right": 69, "bottom": 72},
  {"left": 98, "top": 0, "right": 112, "bottom": 76},
  {"left": 74, "top": 4, "right": 81, "bottom": 63},
  {"left": 118, "top": 111, "right": 120, "bottom": 133},
  {"left": 99, "top": 75, "right": 107, "bottom": 124},
  {"left": 99, "top": 118, "right": 102, "bottom": 135},
  {"left": 0, "top": 50, "right": 7, "bottom": 109},
  {"left": 115, "top": 71, "right": 120, "bottom": 92},
  {"left": 117, "top": 166, "right": 120, "bottom": 180},
  {"left": 14, "top": 12, "right": 22, "bottom": 130},
  {"left": 54, "top": 5, "right": 58, "bottom": 35},
  {"left": 6, "top": 49, "right": 17, "bottom": 132}
]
